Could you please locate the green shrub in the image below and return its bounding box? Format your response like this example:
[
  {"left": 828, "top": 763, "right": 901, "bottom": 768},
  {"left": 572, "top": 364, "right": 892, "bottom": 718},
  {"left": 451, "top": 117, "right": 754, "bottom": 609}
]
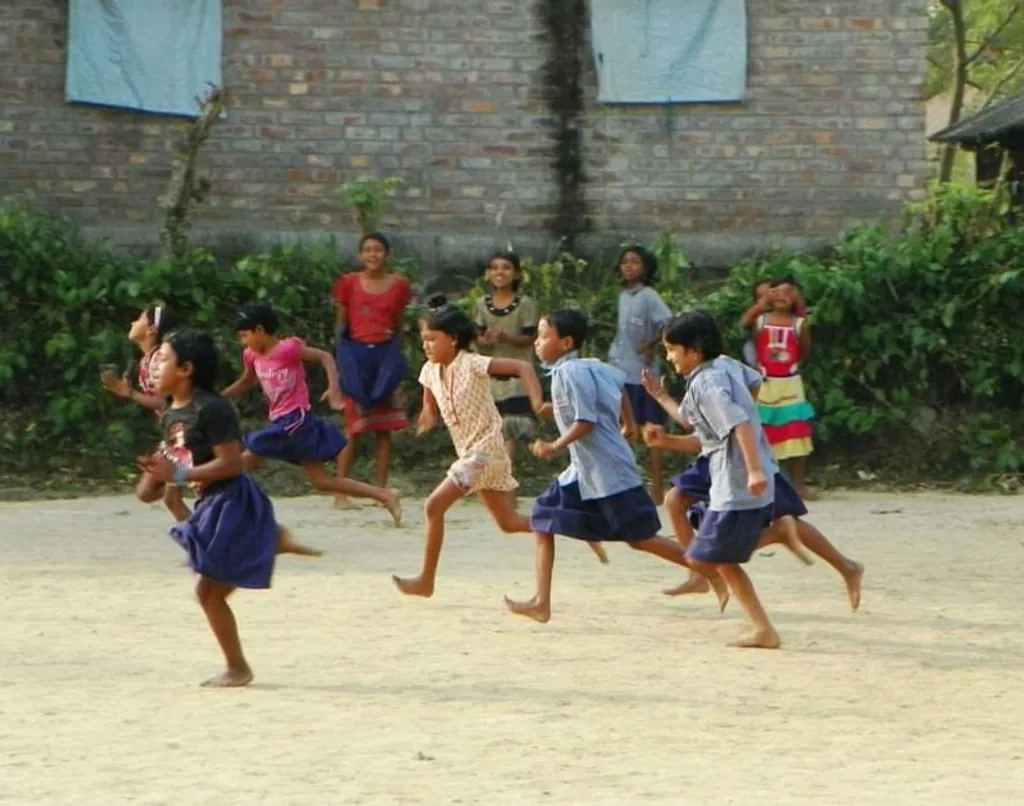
[{"left": 1, "top": 182, "right": 1021, "bottom": 484}]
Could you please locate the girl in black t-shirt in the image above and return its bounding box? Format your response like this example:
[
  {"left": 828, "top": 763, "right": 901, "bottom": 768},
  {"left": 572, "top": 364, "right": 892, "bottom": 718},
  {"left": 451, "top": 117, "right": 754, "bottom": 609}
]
[{"left": 137, "top": 331, "right": 319, "bottom": 688}]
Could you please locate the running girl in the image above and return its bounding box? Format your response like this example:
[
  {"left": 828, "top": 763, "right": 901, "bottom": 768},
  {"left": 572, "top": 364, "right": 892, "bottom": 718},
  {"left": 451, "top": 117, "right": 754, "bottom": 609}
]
[
  {"left": 136, "top": 330, "right": 318, "bottom": 687},
  {"left": 503, "top": 308, "right": 725, "bottom": 624},
  {"left": 393, "top": 297, "right": 606, "bottom": 599},
  {"left": 607, "top": 245, "right": 673, "bottom": 504},
  {"left": 657, "top": 310, "right": 782, "bottom": 648},
  {"left": 473, "top": 250, "right": 539, "bottom": 470},
  {"left": 101, "top": 304, "right": 189, "bottom": 521},
  {"left": 332, "top": 232, "right": 412, "bottom": 502},
  {"left": 222, "top": 302, "right": 401, "bottom": 525}
]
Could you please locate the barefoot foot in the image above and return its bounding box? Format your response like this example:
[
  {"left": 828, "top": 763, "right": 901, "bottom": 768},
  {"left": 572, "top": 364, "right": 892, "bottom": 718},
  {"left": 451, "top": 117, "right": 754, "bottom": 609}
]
[
  {"left": 797, "top": 485, "right": 818, "bottom": 502},
  {"left": 662, "top": 574, "right": 710, "bottom": 597},
  {"left": 589, "top": 541, "right": 610, "bottom": 565},
  {"left": 729, "top": 628, "right": 781, "bottom": 649},
  {"left": 383, "top": 488, "right": 402, "bottom": 527},
  {"left": 200, "top": 665, "right": 253, "bottom": 687},
  {"left": 503, "top": 595, "right": 550, "bottom": 623},
  {"left": 277, "top": 527, "right": 323, "bottom": 557},
  {"left": 844, "top": 562, "right": 864, "bottom": 612},
  {"left": 392, "top": 574, "right": 434, "bottom": 598},
  {"left": 708, "top": 574, "right": 731, "bottom": 614},
  {"left": 333, "top": 493, "right": 352, "bottom": 510}
]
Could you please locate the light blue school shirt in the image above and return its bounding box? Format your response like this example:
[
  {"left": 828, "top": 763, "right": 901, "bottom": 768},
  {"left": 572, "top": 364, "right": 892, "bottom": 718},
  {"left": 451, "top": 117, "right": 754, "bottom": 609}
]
[
  {"left": 549, "top": 352, "right": 644, "bottom": 500},
  {"left": 680, "top": 357, "right": 777, "bottom": 511},
  {"left": 608, "top": 285, "right": 673, "bottom": 384}
]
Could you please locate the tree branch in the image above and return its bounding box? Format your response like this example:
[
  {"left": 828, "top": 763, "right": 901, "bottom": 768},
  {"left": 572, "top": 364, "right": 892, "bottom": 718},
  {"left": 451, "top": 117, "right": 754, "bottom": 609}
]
[
  {"left": 966, "top": 3, "right": 1021, "bottom": 66},
  {"left": 980, "top": 54, "right": 1024, "bottom": 108}
]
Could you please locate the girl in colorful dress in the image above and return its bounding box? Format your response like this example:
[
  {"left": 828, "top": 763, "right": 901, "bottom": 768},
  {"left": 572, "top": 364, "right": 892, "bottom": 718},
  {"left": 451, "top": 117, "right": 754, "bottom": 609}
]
[
  {"left": 503, "top": 309, "right": 724, "bottom": 625},
  {"left": 222, "top": 302, "right": 401, "bottom": 525},
  {"left": 472, "top": 250, "right": 539, "bottom": 472},
  {"left": 742, "top": 278, "right": 816, "bottom": 499},
  {"left": 101, "top": 304, "right": 189, "bottom": 522},
  {"left": 740, "top": 276, "right": 807, "bottom": 368},
  {"left": 393, "top": 298, "right": 606, "bottom": 599},
  {"left": 332, "top": 232, "right": 412, "bottom": 506},
  {"left": 136, "top": 330, "right": 319, "bottom": 687},
  {"left": 607, "top": 245, "right": 673, "bottom": 505}
]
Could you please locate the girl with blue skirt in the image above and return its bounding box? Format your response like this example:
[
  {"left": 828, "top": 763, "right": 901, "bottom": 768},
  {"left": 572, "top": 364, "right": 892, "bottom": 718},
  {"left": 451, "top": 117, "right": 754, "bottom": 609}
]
[
  {"left": 222, "top": 301, "right": 402, "bottom": 526},
  {"left": 137, "top": 331, "right": 319, "bottom": 687},
  {"left": 503, "top": 309, "right": 716, "bottom": 625},
  {"left": 641, "top": 358, "right": 863, "bottom": 610}
]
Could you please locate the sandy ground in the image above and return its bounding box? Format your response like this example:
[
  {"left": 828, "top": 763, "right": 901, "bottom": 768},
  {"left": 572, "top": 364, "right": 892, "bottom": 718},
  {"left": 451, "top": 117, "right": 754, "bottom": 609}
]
[{"left": 1, "top": 490, "right": 1023, "bottom": 806}]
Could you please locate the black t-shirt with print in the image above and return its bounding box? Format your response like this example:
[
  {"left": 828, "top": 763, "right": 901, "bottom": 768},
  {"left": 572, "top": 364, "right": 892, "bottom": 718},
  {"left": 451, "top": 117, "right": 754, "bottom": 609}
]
[{"left": 160, "top": 391, "right": 242, "bottom": 470}]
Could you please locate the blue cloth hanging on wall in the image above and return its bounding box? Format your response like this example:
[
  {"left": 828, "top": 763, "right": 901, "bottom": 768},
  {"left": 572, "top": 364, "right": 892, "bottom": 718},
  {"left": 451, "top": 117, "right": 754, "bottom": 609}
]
[
  {"left": 66, "top": 0, "right": 223, "bottom": 117},
  {"left": 590, "top": 0, "right": 747, "bottom": 104}
]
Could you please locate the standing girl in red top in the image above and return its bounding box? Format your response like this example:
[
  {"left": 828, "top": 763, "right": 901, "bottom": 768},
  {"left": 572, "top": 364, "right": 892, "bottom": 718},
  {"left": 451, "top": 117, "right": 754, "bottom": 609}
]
[
  {"left": 332, "top": 232, "right": 413, "bottom": 506},
  {"left": 742, "top": 278, "right": 816, "bottom": 500}
]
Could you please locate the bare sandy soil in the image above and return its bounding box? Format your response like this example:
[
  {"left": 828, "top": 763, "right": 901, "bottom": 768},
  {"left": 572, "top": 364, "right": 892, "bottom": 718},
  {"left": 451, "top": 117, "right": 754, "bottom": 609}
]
[{"left": 1, "top": 490, "right": 1023, "bottom": 805}]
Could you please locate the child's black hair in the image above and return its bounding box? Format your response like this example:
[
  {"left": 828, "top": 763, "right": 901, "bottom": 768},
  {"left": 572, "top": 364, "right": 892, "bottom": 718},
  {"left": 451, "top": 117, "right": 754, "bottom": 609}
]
[
  {"left": 486, "top": 250, "right": 523, "bottom": 291},
  {"left": 616, "top": 244, "right": 659, "bottom": 287},
  {"left": 543, "top": 308, "right": 588, "bottom": 351},
  {"left": 359, "top": 231, "right": 391, "bottom": 255},
  {"left": 769, "top": 274, "right": 801, "bottom": 290},
  {"left": 422, "top": 295, "right": 478, "bottom": 351},
  {"left": 662, "top": 310, "right": 723, "bottom": 360},
  {"left": 235, "top": 301, "right": 280, "bottom": 334},
  {"left": 167, "top": 331, "right": 221, "bottom": 392},
  {"left": 144, "top": 303, "right": 179, "bottom": 341}
]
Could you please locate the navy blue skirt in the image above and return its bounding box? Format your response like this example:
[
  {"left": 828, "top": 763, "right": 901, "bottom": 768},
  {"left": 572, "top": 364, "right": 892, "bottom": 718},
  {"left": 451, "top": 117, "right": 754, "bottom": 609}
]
[
  {"left": 170, "top": 474, "right": 278, "bottom": 589},
  {"left": 623, "top": 383, "right": 667, "bottom": 426},
  {"left": 686, "top": 505, "right": 773, "bottom": 565},
  {"left": 243, "top": 408, "right": 346, "bottom": 465},
  {"left": 668, "top": 455, "right": 711, "bottom": 499},
  {"left": 681, "top": 467, "right": 807, "bottom": 530},
  {"left": 531, "top": 480, "right": 661, "bottom": 543}
]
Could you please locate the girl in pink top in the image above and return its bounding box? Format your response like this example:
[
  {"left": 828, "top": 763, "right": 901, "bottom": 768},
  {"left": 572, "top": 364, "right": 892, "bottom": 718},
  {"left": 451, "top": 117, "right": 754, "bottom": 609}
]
[
  {"left": 392, "top": 296, "right": 607, "bottom": 600},
  {"left": 222, "top": 302, "right": 402, "bottom": 525}
]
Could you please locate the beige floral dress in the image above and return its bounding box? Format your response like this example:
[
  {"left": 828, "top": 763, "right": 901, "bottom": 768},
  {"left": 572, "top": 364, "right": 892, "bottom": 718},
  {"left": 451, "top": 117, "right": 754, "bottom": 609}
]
[{"left": 418, "top": 350, "right": 518, "bottom": 493}]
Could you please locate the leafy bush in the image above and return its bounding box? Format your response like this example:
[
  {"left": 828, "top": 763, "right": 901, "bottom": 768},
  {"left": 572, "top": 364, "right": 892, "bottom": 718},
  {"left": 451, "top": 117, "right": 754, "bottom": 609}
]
[{"left": 1, "top": 182, "right": 1022, "bottom": 484}]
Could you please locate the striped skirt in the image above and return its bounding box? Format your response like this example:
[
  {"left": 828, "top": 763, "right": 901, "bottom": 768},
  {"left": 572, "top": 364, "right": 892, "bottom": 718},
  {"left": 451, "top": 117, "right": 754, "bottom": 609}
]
[{"left": 757, "top": 374, "right": 815, "bottom": 460}]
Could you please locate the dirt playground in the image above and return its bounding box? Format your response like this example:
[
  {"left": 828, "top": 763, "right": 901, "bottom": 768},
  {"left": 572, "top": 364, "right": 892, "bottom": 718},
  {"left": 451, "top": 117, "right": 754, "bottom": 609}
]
[{"left": 1, "top": 489, "right": 1023, "bottom": 805}]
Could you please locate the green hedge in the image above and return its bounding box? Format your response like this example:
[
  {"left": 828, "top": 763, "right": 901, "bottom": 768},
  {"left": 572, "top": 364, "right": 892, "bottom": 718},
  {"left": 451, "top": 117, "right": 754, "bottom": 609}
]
[{"left": 1, "top": 183, "right": 1022, "bottom": 483}]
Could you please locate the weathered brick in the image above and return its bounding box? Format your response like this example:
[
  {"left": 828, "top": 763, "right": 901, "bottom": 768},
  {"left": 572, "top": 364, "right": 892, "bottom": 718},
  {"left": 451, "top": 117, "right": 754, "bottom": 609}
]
[{"left": 0, "top": 0, "right": 929, "bottom": 255}]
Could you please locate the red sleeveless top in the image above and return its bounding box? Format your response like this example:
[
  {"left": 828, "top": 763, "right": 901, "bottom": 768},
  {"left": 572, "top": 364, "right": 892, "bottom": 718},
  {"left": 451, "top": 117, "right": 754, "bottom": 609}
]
[{"left": 755, "top": 315, "right": 804, "bottom": 378}]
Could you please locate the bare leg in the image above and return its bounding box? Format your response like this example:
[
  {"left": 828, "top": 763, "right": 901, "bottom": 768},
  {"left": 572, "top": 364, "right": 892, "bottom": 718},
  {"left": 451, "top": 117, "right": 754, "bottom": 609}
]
[
  {"left": 334, "top": 434, "right": 358, "bottom": 508},
  {"left": 503, "top": 439, "right": 519, "bottom": 509},
  {"left": 195, "top": 576, "right": 253, "bottom": 686},
  {"left": 276, "top": 525, "right": 322, "bottom": 557},
  {"left": 713, "top": 563, "right": 780, "bottom": 649},
  {"left": 373, "top": 431, "right": 392, "bottom": 490},
  {"left": 392, "top": 478, "right": 463, "bottom": 597},
  {"left": 477, "top": 489, "right": 608, "bottom": 564},
  {"left": 650, "top": 446, "right": 665, "bottom": 505},
  {"left": 772, "top": 514, "right": 813, "bottom": 566},
  {"left": 504, "top": 531, "right": 555, "bottom": 623},
  {"left": 303, "top": 463, "right": 401, "bottom": 526},
  {"left": 787, "top": 457, "right": 816, "bottom": 501},
  {"left": 630, "top": 536, "right": 729, "bottom": 612},
  {"left": 662, "top": 487, "right": 709, "bottom": 596},
  {"left": 761, "top": 519, "right": 864, "bottom": 611}
]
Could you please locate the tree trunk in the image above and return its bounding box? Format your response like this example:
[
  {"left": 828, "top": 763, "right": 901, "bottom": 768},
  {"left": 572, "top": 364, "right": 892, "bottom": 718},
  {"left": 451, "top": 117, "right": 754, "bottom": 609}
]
[{"left": 938, "top": 0, "right": 968, "bottom": 183}]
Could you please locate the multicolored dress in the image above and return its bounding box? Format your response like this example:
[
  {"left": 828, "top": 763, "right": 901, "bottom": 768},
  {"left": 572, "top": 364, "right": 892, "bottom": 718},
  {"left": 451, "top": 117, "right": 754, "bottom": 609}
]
[{"left": 754, "top": 314, "right": 814, "bottom": 461}]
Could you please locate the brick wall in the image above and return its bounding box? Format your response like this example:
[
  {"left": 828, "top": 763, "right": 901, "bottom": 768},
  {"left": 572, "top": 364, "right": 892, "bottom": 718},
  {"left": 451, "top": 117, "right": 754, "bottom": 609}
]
[{"left": 0, "top": 0, "right": 929, "bottom": 266}]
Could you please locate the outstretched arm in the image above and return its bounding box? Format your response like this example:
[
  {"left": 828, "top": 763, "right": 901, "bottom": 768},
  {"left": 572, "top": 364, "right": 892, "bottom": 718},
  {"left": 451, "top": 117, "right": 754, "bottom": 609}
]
[
  {"left": 221, "top": 365, "right": 258, "bottom": 400},
  {"left": 302, "top": 345, "right": 345, "bottom": 410},
  {"left": 489, "top": 358, "right": 545, "bottom": 415}
]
